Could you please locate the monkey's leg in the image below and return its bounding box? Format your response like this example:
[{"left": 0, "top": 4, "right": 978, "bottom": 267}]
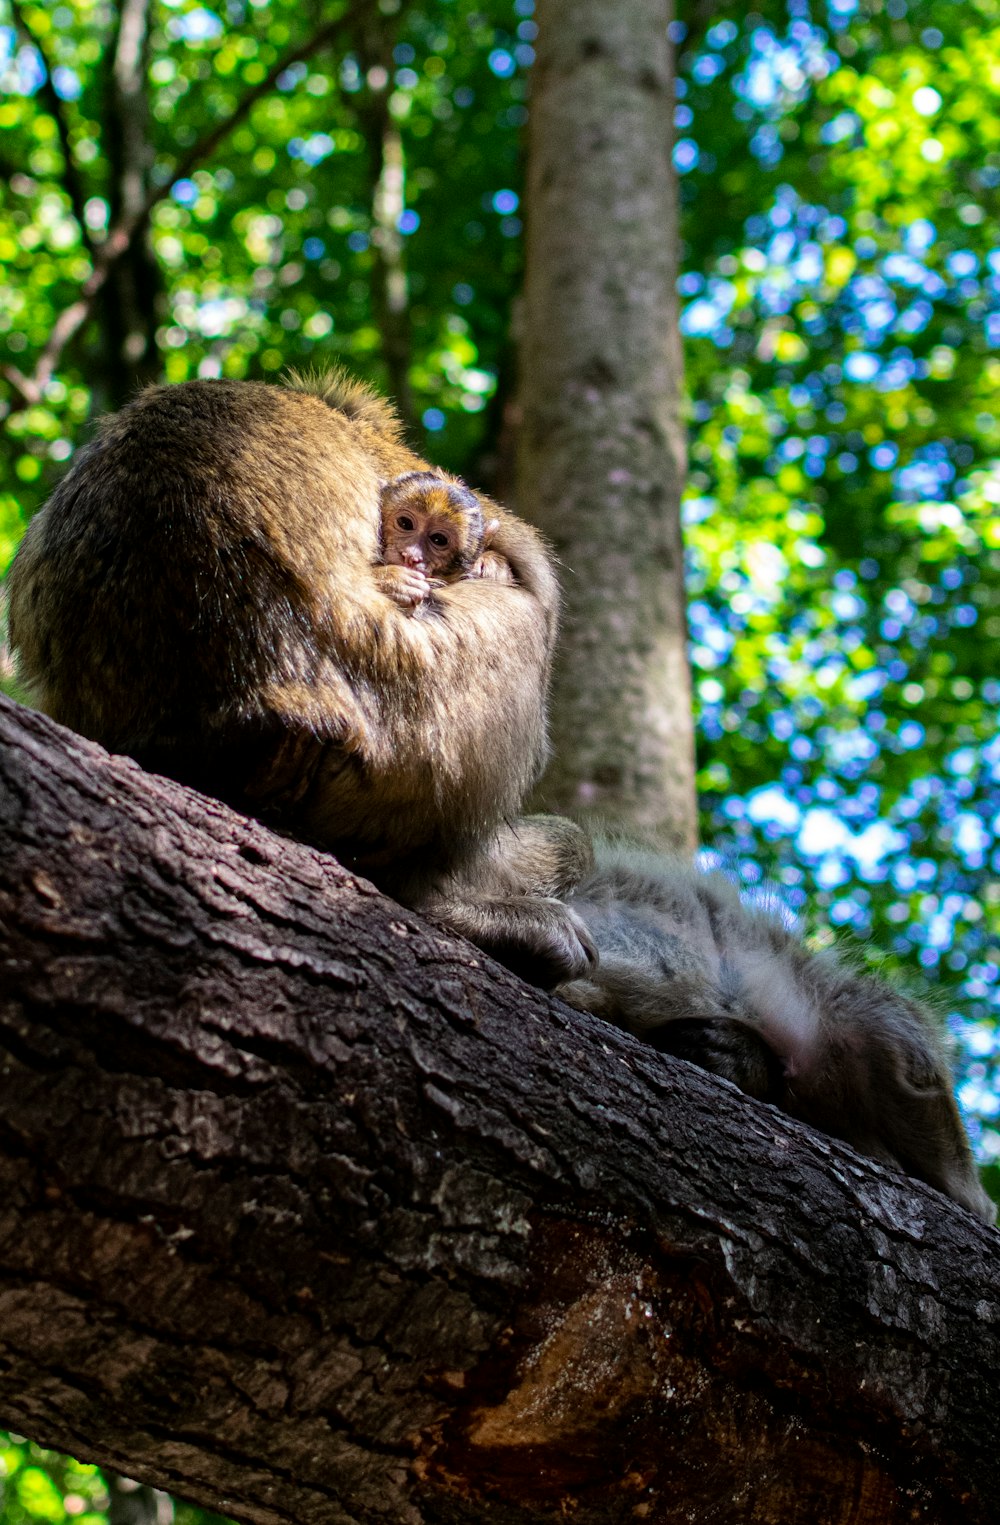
[
  {"left": 489, "top": 815, "right": 596, "bottom": 897},
  {"left": 782, "top": 1008, "right": 998, "bottom": 1223},
  {"left": 640, "top": 1017, "right": 784, "bottom": 1102}
]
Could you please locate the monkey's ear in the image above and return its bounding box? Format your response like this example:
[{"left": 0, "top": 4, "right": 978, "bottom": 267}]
[
  {"left": 284, "top": 367, "right": 406, "bottom": 443},
  {"left": 483, "top": 517, "right": 500, "bottom": 544}
]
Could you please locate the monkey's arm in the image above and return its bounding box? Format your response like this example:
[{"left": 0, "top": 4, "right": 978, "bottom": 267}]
[{"left": 491, "top": 814, "right": 597, "bottom": 896}]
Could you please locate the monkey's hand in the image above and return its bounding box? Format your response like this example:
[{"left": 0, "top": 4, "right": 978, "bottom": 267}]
[
  {"left": 373, "top": 563, "right": 432, "bottom": 609},
  {"left": 470, "top": 549, "right": 515, "bottom": 584},
  {"left": 489, "top": 898, "right": 598, "bottom": 987}
]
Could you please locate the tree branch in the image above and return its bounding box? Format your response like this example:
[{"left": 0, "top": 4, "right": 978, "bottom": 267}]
[
  {"left": 3, "top": 0, "right": 378, "bottom": 409},
  {"left": 0, "top": 691, "right": 998, "bottom": 1524}
]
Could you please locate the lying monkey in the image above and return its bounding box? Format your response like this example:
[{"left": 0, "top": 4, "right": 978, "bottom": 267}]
[{"left": 556, "top": 842, "right": 996, "bottom": 1223}]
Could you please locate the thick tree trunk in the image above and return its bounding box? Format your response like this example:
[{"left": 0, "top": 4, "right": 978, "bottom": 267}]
[
  {"left": 517, "top": 0, "right": 696, "bottom": 851},
  {"left": 0, "top": 692, "right": 997, "bottom": 1525}
]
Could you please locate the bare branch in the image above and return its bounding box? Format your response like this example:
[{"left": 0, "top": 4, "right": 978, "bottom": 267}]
[
  {"left": 0, "top": 691, "right": 998, "bottom": 1525},
  {"left": 2, "top": 362, "right": 43, "bottom": 407}
]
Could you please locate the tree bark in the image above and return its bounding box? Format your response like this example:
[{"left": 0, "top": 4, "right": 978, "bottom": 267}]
[
  {"left": 0, "top": 691, "right": 997, "bottom": 1525},
  {"left": 517, "top": 0, "right": 696, "bottom": 851}
]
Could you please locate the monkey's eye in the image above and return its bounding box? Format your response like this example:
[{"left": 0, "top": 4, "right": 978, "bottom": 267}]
[
  {"left": 430, "top": 532, "right": 451, "bottom": 548},
  {"left": 396, "top": 514, "right": 415, "bottom": 532}
]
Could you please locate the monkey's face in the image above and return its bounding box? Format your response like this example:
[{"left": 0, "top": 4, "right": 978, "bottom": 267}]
[
  {"left": 384, "top": 504, "right": 464, "bottom": 577},
  {"left": 380, "top": 473, "right": 483, "bottom": 578}
]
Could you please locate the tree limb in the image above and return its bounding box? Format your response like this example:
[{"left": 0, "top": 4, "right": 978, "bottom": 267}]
[{"left": 0, "top": 691, "right": 997, "bottom": 1525}]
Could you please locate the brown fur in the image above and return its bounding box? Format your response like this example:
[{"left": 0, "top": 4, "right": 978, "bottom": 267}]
[
  {"left": 8, "top": 372, "right": 592, "bottom": 986},
  {"left": 558, "top": 844, "right": 995, "bottom": 1222}
]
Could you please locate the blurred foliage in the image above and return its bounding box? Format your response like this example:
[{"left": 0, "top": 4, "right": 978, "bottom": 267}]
[
  {"left": 0, "top": 1435, "right": 231, "bottom": 1525},
  {"left": 0, "top": 1439, "right": 105, "bottom": 1525},
  {"left": 0, "top": 0, "right": 996, "bottom": 1162}
]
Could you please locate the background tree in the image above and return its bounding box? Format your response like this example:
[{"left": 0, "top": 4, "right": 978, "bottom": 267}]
[{"left": 517, "top": 0, "right": 695, "bottom": 849}]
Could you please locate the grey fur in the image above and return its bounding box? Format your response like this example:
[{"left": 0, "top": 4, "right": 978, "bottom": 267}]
[{"left": 560, "top": 843, "right": 996, "bottom": 1223}]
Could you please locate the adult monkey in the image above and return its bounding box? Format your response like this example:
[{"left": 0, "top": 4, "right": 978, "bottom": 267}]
[{"left": 8, "top": 372, "right": 595, "bottom": 987}]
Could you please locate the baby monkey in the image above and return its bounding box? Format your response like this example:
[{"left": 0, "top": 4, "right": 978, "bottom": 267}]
[{"left": 375, "top": 470, "right": 512, "bottom": 610}]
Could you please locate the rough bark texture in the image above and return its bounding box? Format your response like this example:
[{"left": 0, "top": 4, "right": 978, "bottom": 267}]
[
  {"left": 518, "top": 0, "right": 696, "bottom": 851},
  {"left": 0, "top": 691, "right": 998, "bottom": 1525}
]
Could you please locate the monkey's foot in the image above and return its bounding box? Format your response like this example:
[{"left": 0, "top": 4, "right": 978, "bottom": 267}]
[{"left": 431, "top": 895, "right": 598, "bottom": 990}]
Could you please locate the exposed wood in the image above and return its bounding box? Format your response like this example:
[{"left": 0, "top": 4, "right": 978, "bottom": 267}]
[{"left": 0, "top": 691, "right": 997, "bottom": 1525}]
